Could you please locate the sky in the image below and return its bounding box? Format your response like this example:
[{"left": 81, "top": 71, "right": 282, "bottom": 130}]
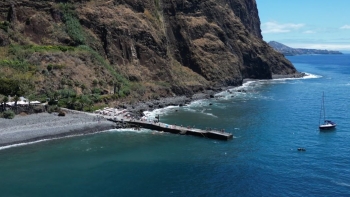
[{"left": 256, "top": 0, "right": 350, "bottom": 51}]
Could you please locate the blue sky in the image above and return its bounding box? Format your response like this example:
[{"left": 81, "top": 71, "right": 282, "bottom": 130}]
[{"left": 256, "top": 0, "right": 350, "bottom": 51}]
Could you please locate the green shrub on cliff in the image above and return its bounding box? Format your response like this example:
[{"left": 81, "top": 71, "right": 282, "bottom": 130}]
[
  {"left": 0, "top": 78, "right": 33, "bottom": 97},
  {"left": 77, "top": 45, "right": 131, "bottom": 95},
  {"left": 9, "top": 44, "right": 76, "bottom": 55},
  {"left": 0, "top": 59, "right": 32, "bottom": 71},
  {"left": 59, "top": 3, "right": 85, "bottom": 45},
  {"left": 0, "top": 21, "right": 9, "bottom": 32}
]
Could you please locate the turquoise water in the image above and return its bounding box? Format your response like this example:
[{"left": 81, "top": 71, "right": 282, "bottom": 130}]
[{"left": 1, "top": 54, "right": 350, "bottom": 196}]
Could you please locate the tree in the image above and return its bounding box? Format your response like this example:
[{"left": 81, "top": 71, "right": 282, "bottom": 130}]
[
  {"left": 53, "top": 91, "right": 60, "bottom": 100},
  {"left": 1, "top": 96, "right": 8, "bottom": 111},
  {"left": 0, "top": 78, "right": 20, "bottom": 96},
  {"left": 114, "top": 82, "right": 122, "bottom": 96},
  {"left": 13, "top": 95, "right": 19, "bottom": 105},
  {"left": 73, "top": 99, "right": 83, "bottom": 110},
  {"left": 80, "top": 95, "right": 92, "bottom": 111},
  {"left": 66, "top": 97, "right": 74, "bottom": 109},
  {"left": 0, "top": 78, "right": 33, "bottom": 98},
  {"left": 28, "top": 94, "right": 35, "bottom": 106},
  {"left": 13, "top": 95, "right": 20, "bottom": 112}
]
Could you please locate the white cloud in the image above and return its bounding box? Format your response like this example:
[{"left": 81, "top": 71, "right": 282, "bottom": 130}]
[
  {"left": 340, "top": 25, "right": 350, "bottom": 29},
  {"left": 303, "top": 30, "right": 315, "bottom": 34},
  {"left": 286, "top": 43, "right": 350, "bottom": 50},
  {"left": 261, "top": 21, "right": 304, "bottom": 34}
]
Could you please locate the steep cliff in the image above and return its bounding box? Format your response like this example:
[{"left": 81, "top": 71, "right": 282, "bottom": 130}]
[{"left": 0, "top": 0, "right": 298, "bottom": 103}]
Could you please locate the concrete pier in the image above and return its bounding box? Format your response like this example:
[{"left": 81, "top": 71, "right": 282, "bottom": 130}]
[{"left": 108, "top": 118, "right": 233, "bottom": 141}]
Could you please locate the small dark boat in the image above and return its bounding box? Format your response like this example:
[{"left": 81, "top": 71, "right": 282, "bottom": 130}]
[{"left": 297, "top": 148, "right": 306, "bottom": 151}]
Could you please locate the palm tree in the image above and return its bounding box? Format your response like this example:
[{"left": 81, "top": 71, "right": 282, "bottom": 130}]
[
  {"left": 1, "top": 96, "right": 8, "bottom": 111},
  {"left": 13, "top": 95, "right": 20, "bottom": 113},
  {"left": 28, "top": 94, "right": 36, "bottom": 106},
  {"left": 27, "top": 94, "right": 35, "bottom": 113}
]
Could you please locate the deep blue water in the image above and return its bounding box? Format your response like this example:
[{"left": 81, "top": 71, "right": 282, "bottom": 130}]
[{"left": 1, "top": 54, "right": 350, "bottom": 197}]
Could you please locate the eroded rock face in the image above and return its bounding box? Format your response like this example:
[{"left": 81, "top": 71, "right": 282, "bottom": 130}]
[{"left": 0, "top": 0, "right": 298, "bottom": 98}]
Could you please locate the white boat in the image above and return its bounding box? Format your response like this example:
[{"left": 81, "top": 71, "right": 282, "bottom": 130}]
[{"left": 319, "top": 92, "right": 336, "bottom": 130}]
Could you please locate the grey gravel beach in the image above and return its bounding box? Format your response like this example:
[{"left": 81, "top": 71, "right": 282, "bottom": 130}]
[{"left": 0, "top": 111, "right": 115, "bottom": 147}]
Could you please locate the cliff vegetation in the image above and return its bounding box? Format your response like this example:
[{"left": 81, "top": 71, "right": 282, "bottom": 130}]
[{"left": 0, "top": 0, "right": 298, "bottom": 110}]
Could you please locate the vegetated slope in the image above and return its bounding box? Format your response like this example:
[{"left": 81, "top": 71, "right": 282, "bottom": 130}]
[{"left": 0, "top": 0, "right": 298, "bottom": 106}]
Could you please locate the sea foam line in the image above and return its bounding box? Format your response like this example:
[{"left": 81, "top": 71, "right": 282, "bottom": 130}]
[
  {"left": 334, "top": 181, "right": 350, "bottom": 188},
  {"left": 0, "top": 127, "right": 164, "bottom": 151},
  {"left": 143, "top": 72, "right": 321, "bottom": 120},
  {"left": 0, "top": 130, "right": 110, "bottom": 151},
  {"left": 108, "top": 128, "right": 153, "bottom": 134}
]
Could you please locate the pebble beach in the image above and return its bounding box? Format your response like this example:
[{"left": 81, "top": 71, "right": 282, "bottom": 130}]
[{"left": 0, "top": 111, "right": 115, "bottom": 147}]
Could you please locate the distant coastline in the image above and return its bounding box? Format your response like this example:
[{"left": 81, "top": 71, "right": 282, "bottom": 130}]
[{"left": 268, "top": 41, "right": 343, "bottom": 56}]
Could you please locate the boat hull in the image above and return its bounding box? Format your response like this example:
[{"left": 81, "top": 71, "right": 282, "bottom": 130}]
[{"left": 319, "top": 124, "right": 336, "bottom": 130}]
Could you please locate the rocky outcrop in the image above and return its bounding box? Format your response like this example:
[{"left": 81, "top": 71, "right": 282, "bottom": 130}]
[{"left": 0, "top": 0, "right": 299, "bottom": 100}]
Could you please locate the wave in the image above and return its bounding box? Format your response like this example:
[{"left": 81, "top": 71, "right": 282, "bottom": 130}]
[
  {"left": 185, "top": 99, "right": 210, "bottom": 108},
  {"left": 0, "top": 127, "right": 158, "bottom": 151},
  {"left": 334, "top": 181, "right": 350, "bottom": 188},
  {"left": 0, "top": 139, "right": 56, "bottom": 151},
  {"left": 108, "top": 128, "right": 153, "bottom": 133},
  {"left": 141, "top": 72, "right": 322, "bottom": 122},
  {"left": 142, "top": 105, "right": 179, "bottom": 120},
  {"left": 272, "top": 72, "right": 321, "bottom": 81},
  {"left": 303, "top": 72, "right": 322, "bottom": 79},
  {"left": 0, "top": 130, "right": 109, "bottom": 151},
  {"left": 201, "top": 112, "right": 218, "bottom": 118}
]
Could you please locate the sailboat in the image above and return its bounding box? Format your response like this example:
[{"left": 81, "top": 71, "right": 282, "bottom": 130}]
[{"left": 319, "top": 92, "right": 336, "bottom": 130}]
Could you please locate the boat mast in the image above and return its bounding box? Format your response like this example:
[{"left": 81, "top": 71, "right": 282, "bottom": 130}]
[
  {"left": 322, "top": 92, "right": 326, "bottom": 122},
  {"left": 320, "top": 92, "right": 325, "bottom": 124}
]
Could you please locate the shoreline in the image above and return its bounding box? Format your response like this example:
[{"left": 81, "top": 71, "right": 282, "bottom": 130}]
[
  {"left": 0, "top": 112, "right": 115, "bottom": 148},
  {"left": 123, "top": 72, "right": 306, "bottom": 117},
  {"left": 0, "top": 73, "right": 306, "bottom": 149}
]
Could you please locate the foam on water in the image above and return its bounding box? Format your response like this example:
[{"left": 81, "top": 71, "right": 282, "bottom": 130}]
[
  {"left": 108, "top": 128, "right": 153, "bottom": 134},
  {"left": 142, "top": 72, "right": 321, "bottom": 121},
  {"left": 0, "top": 139, "right": 54, "bottom": 151},
  {"left": 0, "top": 130, "right": 109, "bottom": 151},
  {"left": 142, "top": 105, "right": 179, "bottom": 121},
  {"left": 334, "top": 181, "right": 350, "bottom": 187}
]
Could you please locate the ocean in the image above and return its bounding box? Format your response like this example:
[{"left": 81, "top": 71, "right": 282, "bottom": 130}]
[{"left": 1, "top": 54, "right": 350, "bottom": 197}]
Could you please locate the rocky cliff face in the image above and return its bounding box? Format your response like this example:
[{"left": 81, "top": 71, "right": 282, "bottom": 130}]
[{"left": 0, "top": 0, "right": 298, "bottom": 101}]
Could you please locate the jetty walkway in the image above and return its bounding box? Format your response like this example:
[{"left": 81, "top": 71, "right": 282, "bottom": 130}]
[
  {"left": 109, "top": 118, "right": 233, "bottom": 140},
  {"left": 87, "top": 107, "right": 233, "bottom": 140},
  {"left": 103, "top": 114, "right": 233, "bottom": 141}
]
